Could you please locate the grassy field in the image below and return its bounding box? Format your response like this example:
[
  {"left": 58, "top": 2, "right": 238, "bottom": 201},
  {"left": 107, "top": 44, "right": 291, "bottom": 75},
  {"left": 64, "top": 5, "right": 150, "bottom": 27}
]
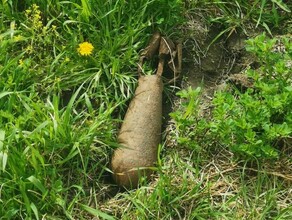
[{"left": 0, "top": 0, "right": 291, "bottom": 219}]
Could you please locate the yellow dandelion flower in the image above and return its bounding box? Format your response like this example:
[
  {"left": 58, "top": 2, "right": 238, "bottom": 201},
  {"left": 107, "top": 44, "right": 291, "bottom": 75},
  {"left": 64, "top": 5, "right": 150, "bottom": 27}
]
[{"left": 77, "top": 42, "right": 94, "bottom": 56}]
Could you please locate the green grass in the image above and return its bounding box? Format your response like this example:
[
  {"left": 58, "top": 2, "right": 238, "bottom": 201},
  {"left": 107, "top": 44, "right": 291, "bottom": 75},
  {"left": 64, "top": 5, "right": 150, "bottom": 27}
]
[
  {"left": 101, "top": 148, "right": 292, "bottom": 219},
  {"left": 0, "top": 0, "right": 184, "bottom": 218},
  {"left": 1, "top": 0, "right": 291, "bottom": 219}
]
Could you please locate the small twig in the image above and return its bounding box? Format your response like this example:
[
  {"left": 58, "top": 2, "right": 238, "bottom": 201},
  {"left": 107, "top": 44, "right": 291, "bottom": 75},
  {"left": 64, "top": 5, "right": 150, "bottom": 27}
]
[
  {"left": 162, "top": 37, "right": 176, "bottom": 81},
  {"left": 137, "top": 62, "right": 145, "bottom": 76},
  {"left": 245, "top": 168, "right": 292, "bottom": 182}
]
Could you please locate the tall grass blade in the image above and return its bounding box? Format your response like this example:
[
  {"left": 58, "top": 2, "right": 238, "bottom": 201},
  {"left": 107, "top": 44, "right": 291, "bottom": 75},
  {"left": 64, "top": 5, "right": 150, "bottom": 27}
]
[
  {"left": 30, "top": 202, "right": 40, "bottom": 220},
  {"left": 27, "top": 175, "right": 47, "bottom": 195},
  {"left": 0, "top": 151, "right": 8, "bottom": 172},
  {"left": 79, "top": 204, "right": 115, "bottom": 220},
  {"left": 271, "top": 0, "right": 291, "bottom": 12},
  {"left": 0, "top": 91, "right": 13, "bottom": 99},
  {"left": 81, "top": 0, "right": 92, "bottom": 21},
  {"left": 63, "top": 83, "right": 84, "bottom": 125}
]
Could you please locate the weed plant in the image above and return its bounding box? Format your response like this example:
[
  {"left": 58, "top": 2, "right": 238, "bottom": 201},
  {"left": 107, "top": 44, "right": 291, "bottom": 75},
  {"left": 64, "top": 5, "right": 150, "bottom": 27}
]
[
  {"left": 163, "top": 33, "right": 292, "bottom": 220},
  {"left": 171, "top": 33, "right": 292, "bottom": 159}
]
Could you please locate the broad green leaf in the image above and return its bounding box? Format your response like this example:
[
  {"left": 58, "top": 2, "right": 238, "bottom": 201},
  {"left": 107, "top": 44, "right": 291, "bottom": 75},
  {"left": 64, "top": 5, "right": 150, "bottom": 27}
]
[{"left": 285, "top": 86, "right": 292, "bottom": 92}]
